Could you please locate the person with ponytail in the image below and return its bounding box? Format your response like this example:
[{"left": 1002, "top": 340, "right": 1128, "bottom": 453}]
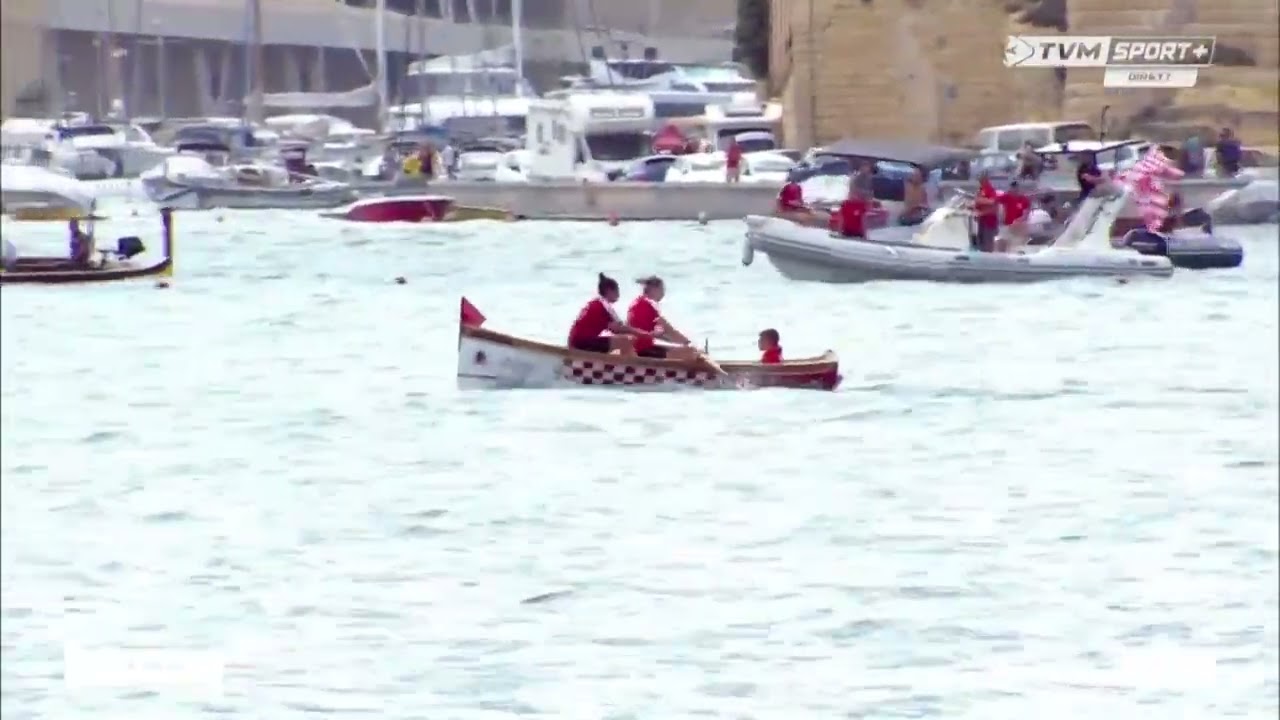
[
  {"left": 626, "top": 276, "right": 699, "bottom": 361},
  {"left": 567, "top": 273, "right": 652, "bottom": 356}
]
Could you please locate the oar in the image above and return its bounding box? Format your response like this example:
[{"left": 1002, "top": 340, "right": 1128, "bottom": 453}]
[{"left": 693, "top": 339, "right": 727, "bottom": 376}]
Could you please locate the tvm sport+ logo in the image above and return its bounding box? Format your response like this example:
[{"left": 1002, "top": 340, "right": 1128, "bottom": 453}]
[{"left": 1004, "top": 35, "right": 1215, "bottom": 88}]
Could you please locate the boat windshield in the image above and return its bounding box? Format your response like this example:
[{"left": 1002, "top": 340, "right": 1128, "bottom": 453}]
[
  {"left": 586, "top": 132, "right": 651, "bottom": 162},
  {"left": 444, "top": 115, "right": 526, "bottom": 140}
]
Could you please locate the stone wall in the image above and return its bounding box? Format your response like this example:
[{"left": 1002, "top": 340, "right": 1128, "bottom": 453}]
[
  {"left": 770, "top": 0, "right": 1278, "bottom": 148},
  {"left": 0, "top": 0, "right": 48, "bottom": 118}
]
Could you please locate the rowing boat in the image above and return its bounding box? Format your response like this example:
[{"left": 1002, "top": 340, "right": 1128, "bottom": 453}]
[
  {"left": 0, "top": 208, "right": 175, "bottom": 285},
  {"left": 456, "top": 298, "right": 841, "bottom": 391}
]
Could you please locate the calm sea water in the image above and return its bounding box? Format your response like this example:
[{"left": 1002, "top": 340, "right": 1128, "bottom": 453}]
[{"left": 2, "top": 205, "right": 1277, "bottom": 719}]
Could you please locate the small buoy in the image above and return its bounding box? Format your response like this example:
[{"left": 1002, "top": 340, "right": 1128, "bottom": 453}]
[
  {"left": 154, "top": 280, "right": 169, "bottom": 289},
  {"left": 1116, "top": 277, "right": 1130, "bottom": 285},
  {"left": 697, "top": 211, "right": 708, "bottom": 225},
  {"left": 607, "top": 212, "right": 620, "bottom": 226},
  {"left": 131, "top": 208, "right": 139, "bottom": 217},
  {"left": 394, "top": 276, "right": 407, "bottom": 285},
  {"left": 215, "top": 215, "right": 225, "bottom": 223}
]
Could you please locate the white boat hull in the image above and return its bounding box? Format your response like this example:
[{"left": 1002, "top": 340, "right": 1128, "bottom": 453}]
[
  {"left": 743, "top": 216, "right": 1173, "bottom": 283},
  {"left": 141, "top": 175, "right": 356, "bottom": 210}
]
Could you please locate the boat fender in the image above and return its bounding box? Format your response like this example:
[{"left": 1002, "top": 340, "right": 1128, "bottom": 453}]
[
  {"left": 115, "top": 236, "right": 146, "bottom": 259},
  {"left": 741, "top": 236, "right": 755, "bottom": 266}
]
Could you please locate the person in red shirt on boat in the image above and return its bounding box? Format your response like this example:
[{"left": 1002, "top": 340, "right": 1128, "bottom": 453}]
[
  {"left": 776, "top": 179, "right": 807, "bottom": 214},
  {"left": 996, "top": 180, "right": 1032, "bottom": 251},
  {"left": 758, "top": 328, "right": 782, "bottom": 364},
  {"left": 568, "top": 273, "right": 652, "bottom": 356},
  {"left": 972, "top": 171, "right": 1000, "bottom": 252},
  {"left": 626, "top": 276, "right": 700, "bottom": 361},
  {"left": 725, "top": 138, "right": 743, "bottom": 183}
]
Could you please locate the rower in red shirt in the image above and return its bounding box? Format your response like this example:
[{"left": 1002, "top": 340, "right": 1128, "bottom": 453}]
[
  {"left": 725, "top": 139, "right": 743, "bottom": 183},
  {"left": 758, "top": 328, "right": 782, "bottom": 364},
  {"left": 567, "top": 273, "right": 651, "bottom": 356},
  {"left": 973, "top": 171, "right": 1000, "bottom": 251},
  {"left": 626, "top": 276, "right": 699, "bottom": 361}
]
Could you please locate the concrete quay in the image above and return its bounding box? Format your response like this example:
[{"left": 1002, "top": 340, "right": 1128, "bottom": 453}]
[
  {"left": 390, "top": 181, "right": 783, "bottom": 221},
  {"left": 391, "top": 177, "right": 1248, "bottom": 223}
]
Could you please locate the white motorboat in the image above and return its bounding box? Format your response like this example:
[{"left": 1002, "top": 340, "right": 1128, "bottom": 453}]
[
  {"left": 663, "top": 151, "right": 794, "bottom": 184},
  {"left": 50, "top": 123, "right": 173, "bottom": 179},
  {"left": 742, "top": 191, "right": 1173, "bottom": 283},
  {"left": 1, "top": 163, "right": 95, "bottom": 215},
  {"left": 139, "top": 141, "right": 356, "bottom": 210},
  {"left": 1, "top": 118, "right": 115, "bottom": 179}
]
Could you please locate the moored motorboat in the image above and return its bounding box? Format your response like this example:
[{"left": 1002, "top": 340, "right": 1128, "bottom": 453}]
[
  {"left": 140, "top": 141, "right": 356, "bottom": 210},
  {"left": 742, "top": 191, "right": 1173, "bottom": 284},
  {"left": 456, "top": 299, "right": 841, "bottom": 391},
  {"left": 321, "top": 195, "right": 512, "bottom": 222},
  {"left": 1, "top": 208, "right": 175, "bottom": 285}
]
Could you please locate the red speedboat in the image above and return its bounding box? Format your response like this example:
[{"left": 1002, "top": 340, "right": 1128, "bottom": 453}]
[{"left": 320, "top": 195, "right": 511, "bottom": 223}]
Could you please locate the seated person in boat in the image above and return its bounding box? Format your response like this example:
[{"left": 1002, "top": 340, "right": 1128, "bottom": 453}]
[
  {"left": 401, "top": 150, "right": 423, "bottom": 177},
  {"left": 831, "top": 197, "right": 869, "bottom": 238},
  {"left": 68, "top": 219, "right": 93, "bottom": 266},
  {"left": 972, "top": 172, "right": 1000, "bottom": 252},
  {"left": 568, "top": 273, "right": 652, "bottom": 356},
  {"left": 758, "top": 329, "right": 782, "bottom": 364},
  {"left": 775, "top": 179, "right": 811, "bottom": 220},
  {"left": 995, "top": 180, "right": 1032, "bottom": 251},
  {"left": 627, "top": 276, "right": 701, "bottom": 361},
  {"left": 899, "top": 169, "right": 930, "bottom": 226}
]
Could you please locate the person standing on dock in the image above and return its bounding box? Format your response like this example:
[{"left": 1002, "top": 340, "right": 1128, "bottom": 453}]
[{"left": 725, "top": 138, "right": 743, "bottom": 183}]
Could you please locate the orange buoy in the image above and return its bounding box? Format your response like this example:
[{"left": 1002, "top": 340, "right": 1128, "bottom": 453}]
[{"left": 607, "top": 212, "right": 620, "bottom": 226}]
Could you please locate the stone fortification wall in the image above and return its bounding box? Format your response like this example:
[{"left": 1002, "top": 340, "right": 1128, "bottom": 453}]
[
  {"left": 1, "top": 0, "right": 48, "bottom": 118},
  {"left": 770, "top": 0, "right": 1278, "bottom": 148}
]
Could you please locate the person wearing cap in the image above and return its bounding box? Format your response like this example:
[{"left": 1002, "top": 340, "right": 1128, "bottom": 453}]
[
  {"left": 626, "top": 276, "right": 699, "bottom": 361},
  {"left": 567, "top": 273, "right": 652, "bottom": 356}
]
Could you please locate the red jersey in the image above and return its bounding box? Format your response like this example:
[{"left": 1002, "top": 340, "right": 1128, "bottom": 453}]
[
  {"left": 626, "top": 296, "right": 660, "bottom": 353},
  {"left": 976, "top": 180, "right": 999, "bottom": 229},
  {"left": 998, "top": 191, "right": 1031, "bottom": 224},
  {"left": 568, "top": 298, "right": 614, "bottom": 345},
  {"left": 777, "top": 182, "right": 804, "bottom": 211},
  {"left": 761, "top": 346, "right": 782, "bottom": 364},
  {"left": 726, "top": 143, "right": 743, "bottom": 168},
  {"left": 838, "top": 198, "right": 867, "bottom": 237}
]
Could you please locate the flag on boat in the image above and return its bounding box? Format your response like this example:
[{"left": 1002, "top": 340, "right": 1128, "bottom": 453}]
[
  {"left": 460, "top": 297, "right": 486, "bottom": 328},
  {"left": 1117, "top": 147, "right": 1185, "bottom": 232}
]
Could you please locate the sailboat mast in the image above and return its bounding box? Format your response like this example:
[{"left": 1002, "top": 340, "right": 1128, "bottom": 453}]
[
  {"left": 375, "top": 0, "right": 388, "bottom": 129},
  {"left": 512, "top": 0, "right": 524, "bottom": 96}
]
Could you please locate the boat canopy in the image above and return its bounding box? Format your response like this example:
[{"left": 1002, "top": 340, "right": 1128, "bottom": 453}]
[
  {"left": 820, "top": 139, "right": 974, "bottom": 168},
  {"left": 1034, "top": 138, "right": 1148, "bottom": 156}
]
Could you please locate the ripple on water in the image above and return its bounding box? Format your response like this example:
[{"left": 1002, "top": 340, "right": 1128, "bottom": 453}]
[{"left": 1, "top": 207, "right": 1277, "bottom": 718}]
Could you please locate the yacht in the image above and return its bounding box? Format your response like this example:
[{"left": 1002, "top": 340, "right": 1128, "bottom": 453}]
[
  {"left": 566, "top": 57, "right": 760, "bottom": 124},
  {"left": 386, "top": 46, "right": 536, "bottom": 140}
]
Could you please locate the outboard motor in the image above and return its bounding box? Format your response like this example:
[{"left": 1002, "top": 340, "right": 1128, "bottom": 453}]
[
  {"left": 115, "top": 236, "right": 146, "bottom": 259},
  {"left": 1120, "top": 229, "right": 1168, "bottom": 257}
]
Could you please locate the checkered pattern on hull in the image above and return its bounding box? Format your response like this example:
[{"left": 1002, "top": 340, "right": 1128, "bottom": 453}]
[{"left": 563, "top": 358, "right": 714, "bottom": 387}]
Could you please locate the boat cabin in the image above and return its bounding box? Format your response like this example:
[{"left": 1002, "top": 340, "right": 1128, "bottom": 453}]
[
  {"left": 701, "top": 100, "right": 782, "bottom": 151},
  {"left": 791, "top": 139, "right": 974, "bottom": 202},
  {"left": 524, "top": 91, "right": 657, "bottom": 180},
  {"left": 171, "top": 124, "right": 261, "bottom": 158},
  {"left": 174, "top": 141, "right": 233, "bottom": 167}
]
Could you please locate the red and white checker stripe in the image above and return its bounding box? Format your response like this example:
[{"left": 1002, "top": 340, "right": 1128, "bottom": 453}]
[
  {"left": 562, "top": 358, "right": 714, "bottom": 387},
  {"left": 1117, "top": 147, "right": 1185, "bottom": 232}
]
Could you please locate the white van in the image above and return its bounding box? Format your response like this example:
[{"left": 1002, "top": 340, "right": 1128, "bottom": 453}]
[{"left": 975, "top": 121, "right": 1098, "bottom": 155}]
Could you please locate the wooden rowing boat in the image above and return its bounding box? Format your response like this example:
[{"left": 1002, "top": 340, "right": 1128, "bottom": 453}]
[
  {"left": 0, "top": 208, "right": 175, "bottom": 285},
  {"left": 456, "top": 298, "right": 841, "bottom": 391}
]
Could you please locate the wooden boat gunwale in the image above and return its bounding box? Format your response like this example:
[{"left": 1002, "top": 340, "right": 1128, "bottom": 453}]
[
  {"left": 461, "top": 323, "right": 838, "bottom": 376},
  {"left": 0, "top": 208, "right": 174, "bottom": 285}
]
